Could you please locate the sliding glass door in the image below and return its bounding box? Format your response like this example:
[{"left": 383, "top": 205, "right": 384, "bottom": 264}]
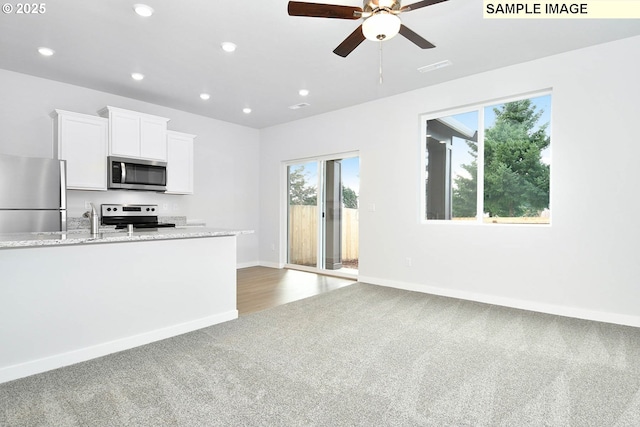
[
  {"left": 286, "top": 153, "right": 359, "bottom": 275},
  {"left": 287, "top": 161, "right": 319, "bottom": 268}
]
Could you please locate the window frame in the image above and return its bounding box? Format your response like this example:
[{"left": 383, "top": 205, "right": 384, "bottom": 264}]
[{"left": 420, "top": 90, "right": 552, "bottom": 226}]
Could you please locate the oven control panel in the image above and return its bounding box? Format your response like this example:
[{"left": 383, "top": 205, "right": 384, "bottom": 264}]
[{"left": 101, "top": 204, "right": 158, "bottom": 218}]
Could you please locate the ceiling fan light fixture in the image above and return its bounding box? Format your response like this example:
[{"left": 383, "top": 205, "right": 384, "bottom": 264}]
[{"left": 362, "top": 12, "right": 401, "bottom": 41}]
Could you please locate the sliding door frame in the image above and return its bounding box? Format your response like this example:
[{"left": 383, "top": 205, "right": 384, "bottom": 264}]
[{"left": 281, "top": 150, "right": 359, "bottom": 279}]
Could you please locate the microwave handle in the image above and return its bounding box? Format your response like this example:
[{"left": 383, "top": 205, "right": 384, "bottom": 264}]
[{"left": 121, "top": 162, "right": 126, "bottom": 183}]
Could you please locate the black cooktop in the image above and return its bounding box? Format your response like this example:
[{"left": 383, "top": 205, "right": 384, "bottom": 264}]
[{"left": 114, "top": 222, "right": 175, "bottom": 230}]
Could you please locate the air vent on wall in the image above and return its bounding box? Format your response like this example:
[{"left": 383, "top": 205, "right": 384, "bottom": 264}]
[{"left": 289, "top": 102, "right": 311, "bottom": 110}]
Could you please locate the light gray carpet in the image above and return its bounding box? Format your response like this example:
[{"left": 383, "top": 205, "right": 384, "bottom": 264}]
[{"left": 2, "top": 283, "right": 640, "bottom": 426}]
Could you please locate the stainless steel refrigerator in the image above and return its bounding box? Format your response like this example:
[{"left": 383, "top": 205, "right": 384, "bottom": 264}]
[{"left": 0, "top": 153, "right": 67, "bottom": 233}]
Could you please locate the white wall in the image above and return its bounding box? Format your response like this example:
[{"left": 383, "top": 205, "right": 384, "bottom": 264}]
[
  {"left": 0, "top": 69, "right": 260, "bottom": 265},
  {"left": 259, "top": 36, "right": 640, "bottom": 326}
]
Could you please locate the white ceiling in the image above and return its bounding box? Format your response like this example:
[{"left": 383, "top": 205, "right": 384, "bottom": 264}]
[{"left": 1, "top": 0, "right": 639, "bottom": 129}]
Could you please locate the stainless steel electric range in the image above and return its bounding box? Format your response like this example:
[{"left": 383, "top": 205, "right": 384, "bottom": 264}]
[{"left": 101, "top": 204, "right": 175, "bottom": 230}]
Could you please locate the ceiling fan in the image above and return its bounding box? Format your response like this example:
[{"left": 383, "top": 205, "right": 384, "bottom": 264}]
[{"left": 287, "top": 0, "right": 448, "bottom": 57}]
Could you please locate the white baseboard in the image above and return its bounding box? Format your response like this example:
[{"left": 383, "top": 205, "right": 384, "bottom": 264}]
[
  {"left": 358, "top": 275, "right": 640, "bottom": 328},
  {"left": 237, "top": 261, "right": 259, "bottom": 269},
  {"left": 258, "top": 260, "right": 284, "bottom": 269},
  {"left": 0, "top": 310, "right": 238, "bottom": 385}
]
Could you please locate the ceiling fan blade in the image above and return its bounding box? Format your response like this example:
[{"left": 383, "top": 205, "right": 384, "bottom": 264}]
[
  {"left": 288, "top": 1, "right": 362, "bottom": 19},
  {"left": 399, "top": 25, "right": 435, "bottom": 49},
  {"left": 400, "top": 0, "right": 448, "bottom": 12},
  {"left": 333, "top": 25, "right": 366, "bottom": 57}
]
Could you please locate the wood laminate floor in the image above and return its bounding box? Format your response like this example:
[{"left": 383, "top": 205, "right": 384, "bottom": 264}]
[{"left": 236, "top": 266, "right": 356, "bottom": 316}]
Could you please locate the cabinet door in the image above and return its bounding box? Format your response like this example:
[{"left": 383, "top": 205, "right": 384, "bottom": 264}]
[
  {"left": 110, "top": 111, "right": 140, "bottom": 157},
  {"left": 140, "top": 117, "right": 167, "bottom": 161},
  {"left": 55, "top": 111, "right": 108, "bottom": 191},
  {"left": 166, "top": 132, "right": 194, "bottom": 194}
]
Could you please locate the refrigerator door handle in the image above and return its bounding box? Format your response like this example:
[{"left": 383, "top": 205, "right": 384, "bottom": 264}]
[
  {"left": 59, "top": 159, "right": 67, "bottom": 210},
  {"left": 60, "top": 209, "right": 67, "bottom": 232}
]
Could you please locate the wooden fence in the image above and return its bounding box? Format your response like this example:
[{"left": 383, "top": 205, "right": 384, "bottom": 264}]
[{"left": 288, "top": 205, "right": 359, "bottom": 266}]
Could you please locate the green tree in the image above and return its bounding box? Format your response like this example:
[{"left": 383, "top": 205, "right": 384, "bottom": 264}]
[
  {"left": 453, "top": 99, "right": 550, "bottom": 218},
  {"left": 288, "top": 166, "right": 317, "bottom": 205},
  {"left": 484, "top": 99, "right": 549, "bottom": 217},
  {"left": 342, "top": 185, "right": 358, "bottom": 209},
  {"left": 452, "top": 140, "right": 478, "bottom": 218}
]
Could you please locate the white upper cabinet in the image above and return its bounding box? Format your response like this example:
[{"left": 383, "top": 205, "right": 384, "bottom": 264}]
[
  {"left": 109, "top": 110, "right": 139, "bottom": 157},
  {"left": 53, "top": 110, "right": 108, "bottom": 191},
  {"left": 140, "top": 117, "right": 167, "bottom": 160},
  {"left": 99, "top": 106, "right": 169, "bottom": 161},
  {"left": 166, "top": 131, "right": 195, "bottom": 194}
]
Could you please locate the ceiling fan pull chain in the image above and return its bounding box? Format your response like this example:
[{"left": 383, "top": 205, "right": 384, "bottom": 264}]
[{"left": 379, "top": 40, "right": 383, "bottom": 84}]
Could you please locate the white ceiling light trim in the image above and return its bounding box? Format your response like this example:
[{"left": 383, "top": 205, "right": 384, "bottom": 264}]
[
  {"left": 221, "top": 42, "right": 237, "bottom": 53},
  {"left": 298, "top": 89, "right": 309, "bottom": 96},
  {"left": 200, "top": 93, "right": 211, "bottom": 100},
  {"left": 37, "top": 47, "right": 55, "bottom": 56},
  {"left": 362, "top": 12, "right": 401, "bottom": 41},
  {"left": 131, "top": 72, "right": 145, "bottom": 81},
  {"left": 133, "top": 4, "right": 154, "bottom": 17},
  {"left": 242, "top": 107, "right": 252, "bottom": 114}
]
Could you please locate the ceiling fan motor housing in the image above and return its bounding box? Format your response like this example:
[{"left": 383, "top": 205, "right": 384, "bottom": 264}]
[{"left": 363, "top": 0, "right": 402, "bottom": 13}]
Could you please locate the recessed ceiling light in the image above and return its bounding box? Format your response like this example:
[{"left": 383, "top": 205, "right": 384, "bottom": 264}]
[
  {"left": 221, "top": 42, "right": 237, "bottom": 53},
  {"left": 418, "top": 60, "right": 452, "bottom": 73},
  {"left": 298, "top": 89, "right": 310, "bottom": 97},
  {"left": 133, "top": 4, "right": 154, "bottom": 17},
  {"left": 200, "top": 93, "right": 211, "bottom": 100},
  {"left": 131, "top": 72, "right": 145, "bottom": 81},
  {"left": 38, "top": 47, "right": 55, "bottom": 57},
  {"left": 242, "top": 107, "right": 252, "bottom": 114}
]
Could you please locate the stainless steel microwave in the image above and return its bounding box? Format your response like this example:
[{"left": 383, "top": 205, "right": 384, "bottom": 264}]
[{"left": 108, "top": 156, "right": 167, "bottom": 192}]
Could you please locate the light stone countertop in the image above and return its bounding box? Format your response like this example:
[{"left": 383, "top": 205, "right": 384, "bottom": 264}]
[{"left": 0, "top": 227, "right": 254, "bottom": 249}]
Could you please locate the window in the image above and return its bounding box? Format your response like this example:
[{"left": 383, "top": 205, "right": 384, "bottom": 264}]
[{"left": 422, "top": 93, "right": 551, "bottom": 224}]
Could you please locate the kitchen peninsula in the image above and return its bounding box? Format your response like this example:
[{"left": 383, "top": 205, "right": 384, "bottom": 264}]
[{"left": 0, "top": 227, "right": 252, "bottom": 384}]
